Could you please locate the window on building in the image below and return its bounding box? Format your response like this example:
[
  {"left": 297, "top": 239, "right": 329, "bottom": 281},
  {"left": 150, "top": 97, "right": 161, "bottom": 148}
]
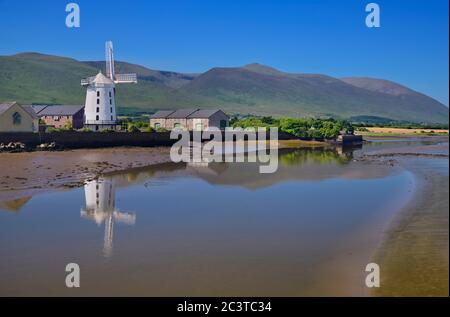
[
  {"left": 109, "top": 91, "right": 112, "bottom": 97},
  {"left": 96, "top": 115, "right": 99, "bottom": 120},
  {"left": 174, "top": 123, "right": 181, "bottom": 129},
  {"left": 110, "top": 107, "right": 113, "bottom": 113},
  {"left": 111, "top": 115, "right": 113, "bottom": 121},
  {"left": 97, "top": 91, "right": 100, "bottom": 97},
  {"left": 109, "top": 99, "right": 112, "bottom": 105},
  {"left": 97, "top": 99, "right": 100, "bottom": 105},
  {"left": 155, "top": 123, "right": 161, "bottom": 129},
  {"left": 54, "top": 116, "right": 60, "bottom": 121},
  {"left": 96, "top": 107, "right": 99, "bottom": 113},
  {"left": 12, "top": 112, "right": 21, "bottom": 125}
]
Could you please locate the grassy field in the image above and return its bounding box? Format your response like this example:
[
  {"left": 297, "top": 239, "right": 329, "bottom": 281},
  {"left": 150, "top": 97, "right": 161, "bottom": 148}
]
[
  {"left": 1, "top": 53, "right": 449, "bottom": 124},
  {"left": 356, "top": 127, "right": 449, "bottom": 136}
]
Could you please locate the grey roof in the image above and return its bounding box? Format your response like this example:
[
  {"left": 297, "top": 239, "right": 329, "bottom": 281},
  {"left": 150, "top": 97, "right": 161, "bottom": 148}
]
[
  {"left": 0, "top": 102, "right": 16, "bottom": 116},
  {"left": 166, "top": 108, "right": 199, "bottom": 119},
  {"left": 37, "top": 105, "right": 84, "bottom": 116},
  {"left": 188, "top": 109, "right": 228, "bottom": 119},
  {"left": 30, "top": 105, "right": 49, "bottom": 114},
  {"left": 0, "top": 102, "right": 37, "bottom": 119},
  {"left": 22, "top": 105, "right": 38, "bottom": 119},
  {"left": 150, "top": 110, "right": 176, "bottom": 119}
]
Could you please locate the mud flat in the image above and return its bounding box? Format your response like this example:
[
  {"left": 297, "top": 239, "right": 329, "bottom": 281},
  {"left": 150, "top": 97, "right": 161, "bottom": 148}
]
[
  {"left": 0, "top": 147, "right": 171, "bottom": 202},
  {"left": 360, "top": 137, "right": 449, "bottom": 296},
  {"left": 0, "top": 140, "right": 322, "bottom": 202}
]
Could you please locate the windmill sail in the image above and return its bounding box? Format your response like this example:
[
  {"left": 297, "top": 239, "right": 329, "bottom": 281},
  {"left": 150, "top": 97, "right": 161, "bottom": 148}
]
[
  {"left": 114, "top": 73, "right": 137, "bottom": 83},
  {"left": 105, "top": 40, "right": 137, "bottom": 83},
  {"left": 81, "top": 75, "right": 96, "bottom": 86},
  {"left": 105, "top": 41, "right": 115, "bottom": 80}
]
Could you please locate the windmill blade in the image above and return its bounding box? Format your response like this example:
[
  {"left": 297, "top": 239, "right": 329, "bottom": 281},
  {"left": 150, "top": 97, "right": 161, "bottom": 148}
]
[
  {"left": 113, "top": 211, "right": 136, "bottom": 225},
  {"left": 105, "top": 41, "right": 115, "bottom": 80},
  {"left": 81, "top": 76, "right": 96, "bottom": 86},
  {"left": 114, "top": 73, "right": 138, "bottom": 84}
]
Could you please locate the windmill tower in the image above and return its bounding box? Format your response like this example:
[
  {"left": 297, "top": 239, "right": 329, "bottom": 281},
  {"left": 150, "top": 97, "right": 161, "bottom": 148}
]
[{"left": 81, "top": 41, "right": 137, "bottom": 131}]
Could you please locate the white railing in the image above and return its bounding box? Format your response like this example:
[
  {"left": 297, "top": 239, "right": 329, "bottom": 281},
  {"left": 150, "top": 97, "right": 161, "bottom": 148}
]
[
  {"left": 81, "top": 76, "right": 96, "bottom": 86},
  {"left": 85, "top": 120, "right": 117, "bottom": 125}
]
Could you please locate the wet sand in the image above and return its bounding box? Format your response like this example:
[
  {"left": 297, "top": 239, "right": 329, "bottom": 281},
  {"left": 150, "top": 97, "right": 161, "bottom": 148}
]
[
  {"left": 0, "top": 140, "right": 319, "bottom": 202},
  {"left": 361, "top": 138, "right": 449, "bottom": 296},
  {"left": 0, "top": 147, "right": 171, "bottom": 202}
]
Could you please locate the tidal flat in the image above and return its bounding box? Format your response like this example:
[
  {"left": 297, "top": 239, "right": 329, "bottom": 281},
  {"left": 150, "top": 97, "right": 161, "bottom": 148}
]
[
  {"left": 0, "top": 137, "right": 448, "bottom": 296},
  {"left": 362, "top": 138, "right": 449, "bottom": 296}
]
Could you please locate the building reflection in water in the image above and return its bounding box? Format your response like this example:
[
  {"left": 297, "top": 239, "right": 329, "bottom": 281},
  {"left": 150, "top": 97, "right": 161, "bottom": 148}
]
[{"left": 80, "top": 177, "right": 136, "bottom": 258}]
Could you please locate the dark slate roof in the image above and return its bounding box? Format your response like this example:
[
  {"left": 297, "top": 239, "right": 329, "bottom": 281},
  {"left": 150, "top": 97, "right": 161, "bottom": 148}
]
[
  {"left": 150, "top": 110, "right": 176, "bottom": 119},
  {"left": 30, "top": 105, "right": 49, "bottom": 114},
  {"left": 22, "top": 105, "right": 38, "bottom": 119},
  {"left": 188, "top": 109, "right": 228, "bottom": 119},
  {"left": 37, "top": 105, "right": 84, "bottom": 116},
  {"left": 166, "top": 108, "right": 199, "bottom": 119}
]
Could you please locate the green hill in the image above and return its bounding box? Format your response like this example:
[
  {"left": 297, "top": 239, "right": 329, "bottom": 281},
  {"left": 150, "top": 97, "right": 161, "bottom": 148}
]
[{"left": 0, "top": 53, "right": 448, "bottom": 124}]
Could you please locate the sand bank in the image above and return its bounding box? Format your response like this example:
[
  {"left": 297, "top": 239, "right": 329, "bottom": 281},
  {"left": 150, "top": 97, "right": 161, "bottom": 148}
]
[
  {"left": 360, "top": 139, "right": 449, "bottom": 296},
  {"left": 0, "top": 147, "right": 171, "bottom": 202}
]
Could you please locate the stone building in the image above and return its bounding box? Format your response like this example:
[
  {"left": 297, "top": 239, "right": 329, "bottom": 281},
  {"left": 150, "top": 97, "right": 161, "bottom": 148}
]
[
  {"left": 150, "top": 109, "right": 229, "bottom": 130},
  {"left": 32, "top": 105, "right": 85, "bottom": 129},
  {"left": 0, "top": 102, "right": 39, "bottom": 132},
  {"left": 187, "top": 109, "right": 229, "bottom": 131}
]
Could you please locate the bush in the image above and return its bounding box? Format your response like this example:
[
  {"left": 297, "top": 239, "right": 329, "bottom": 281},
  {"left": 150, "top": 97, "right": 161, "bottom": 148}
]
[
  {"left": 127, "top": 124, "right": 140, "bottom": 133},
  {"left": 101, "top": 128, "right": 116, "bottom": 133},
  {"left": 65, "top": 121, "right": 73, "bottom": 131},
  {"left": 78, "top": 127, "right": 92, "bottom": 132},
  {"left": 142, "top": 126, "right": 155, "bottom": 133},
  {"left": 45, "top": 127, "right": 60, "bottom": 133},
  {"left": 231, "top": 116, "right": 353, "bottom": 139},
  {"left": 134, "top": 121, "right": 149, "bottom": 129},
  {"left": 156, "top": 127, "right": 169, "bottom": 132}
]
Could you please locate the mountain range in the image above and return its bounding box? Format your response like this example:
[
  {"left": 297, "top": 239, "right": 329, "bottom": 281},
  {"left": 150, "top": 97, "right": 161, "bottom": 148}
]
[{"left": 0, "top": 52, "right": 448, "bottom": 124}]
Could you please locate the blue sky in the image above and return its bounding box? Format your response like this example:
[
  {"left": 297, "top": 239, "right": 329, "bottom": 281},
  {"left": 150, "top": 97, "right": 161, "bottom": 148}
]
[{"left": 0, "top": 0, "right": 448, "bottom": 105}]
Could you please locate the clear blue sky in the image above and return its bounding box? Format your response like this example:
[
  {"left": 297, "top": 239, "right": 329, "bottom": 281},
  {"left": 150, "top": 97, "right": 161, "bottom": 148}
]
[{"left": 0, "top": 0, "right": 448, "bottom": 105}]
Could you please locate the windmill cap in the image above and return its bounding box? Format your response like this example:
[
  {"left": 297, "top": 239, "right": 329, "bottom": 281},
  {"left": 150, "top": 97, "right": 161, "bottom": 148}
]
[{"left": 93, "top": 71, "right": 114, "bottom": 85}]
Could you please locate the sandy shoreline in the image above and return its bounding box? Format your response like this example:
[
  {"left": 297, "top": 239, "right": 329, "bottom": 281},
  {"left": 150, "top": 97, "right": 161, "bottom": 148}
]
[
  {"left": 0, "top": 147, "right": 172, "bottom": 202},
  {"left": 360, "top": 138, "right": 449, "bottom": 296},
  {"left": 0, "top": 140, "right": 323, "bottom": 202}
]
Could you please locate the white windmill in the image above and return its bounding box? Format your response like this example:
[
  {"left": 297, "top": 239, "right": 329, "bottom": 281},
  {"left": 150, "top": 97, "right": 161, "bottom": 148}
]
[{"left": 81, "top": 41, "right": 137, "bottom": 131}]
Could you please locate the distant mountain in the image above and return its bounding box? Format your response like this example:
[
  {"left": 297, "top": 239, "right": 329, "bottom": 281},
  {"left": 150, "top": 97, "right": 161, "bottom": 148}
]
[{"left": 0, "top": 53, "right": 448, "bottom": 123}]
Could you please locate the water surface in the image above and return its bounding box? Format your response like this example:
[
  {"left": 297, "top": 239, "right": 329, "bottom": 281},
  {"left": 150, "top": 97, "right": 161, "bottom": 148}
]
[{"left": 0, "top": 146, "right": 415, "bottom": 296}]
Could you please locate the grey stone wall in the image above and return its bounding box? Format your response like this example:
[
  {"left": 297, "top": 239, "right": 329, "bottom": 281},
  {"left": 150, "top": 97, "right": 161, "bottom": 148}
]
[{"left": 0, "top": 130, "right": 301, "bottom": 150}]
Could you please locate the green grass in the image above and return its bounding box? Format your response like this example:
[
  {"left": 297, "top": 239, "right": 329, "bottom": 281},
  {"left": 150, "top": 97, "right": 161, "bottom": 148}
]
[{"left": 1, "top": 53, "right": 448, "bottom": 124}]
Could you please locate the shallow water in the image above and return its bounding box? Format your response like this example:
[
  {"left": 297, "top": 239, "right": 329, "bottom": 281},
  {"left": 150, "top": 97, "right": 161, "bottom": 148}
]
[{"left": 0, "top": 146, "right": 416, "bottom": 296}]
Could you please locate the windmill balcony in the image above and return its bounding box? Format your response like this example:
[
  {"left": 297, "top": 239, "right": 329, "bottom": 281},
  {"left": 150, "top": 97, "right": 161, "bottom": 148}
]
[{"left": 85, "top": 120, "right": 117, "bottom": 125}]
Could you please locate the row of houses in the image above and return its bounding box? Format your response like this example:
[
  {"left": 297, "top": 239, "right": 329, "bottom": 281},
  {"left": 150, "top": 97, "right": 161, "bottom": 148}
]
[
  {"left": 0, "top": 102, "right": 85, "bottom": 132},
  {"left": 32, "top": 105, "right": 85, "bottom": 129},
  {"left": 0, "top": 102, "right": 229, "bottom": 133},
  {"left": 150, "top": 109, "right": 229, "bottom": 131}
]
